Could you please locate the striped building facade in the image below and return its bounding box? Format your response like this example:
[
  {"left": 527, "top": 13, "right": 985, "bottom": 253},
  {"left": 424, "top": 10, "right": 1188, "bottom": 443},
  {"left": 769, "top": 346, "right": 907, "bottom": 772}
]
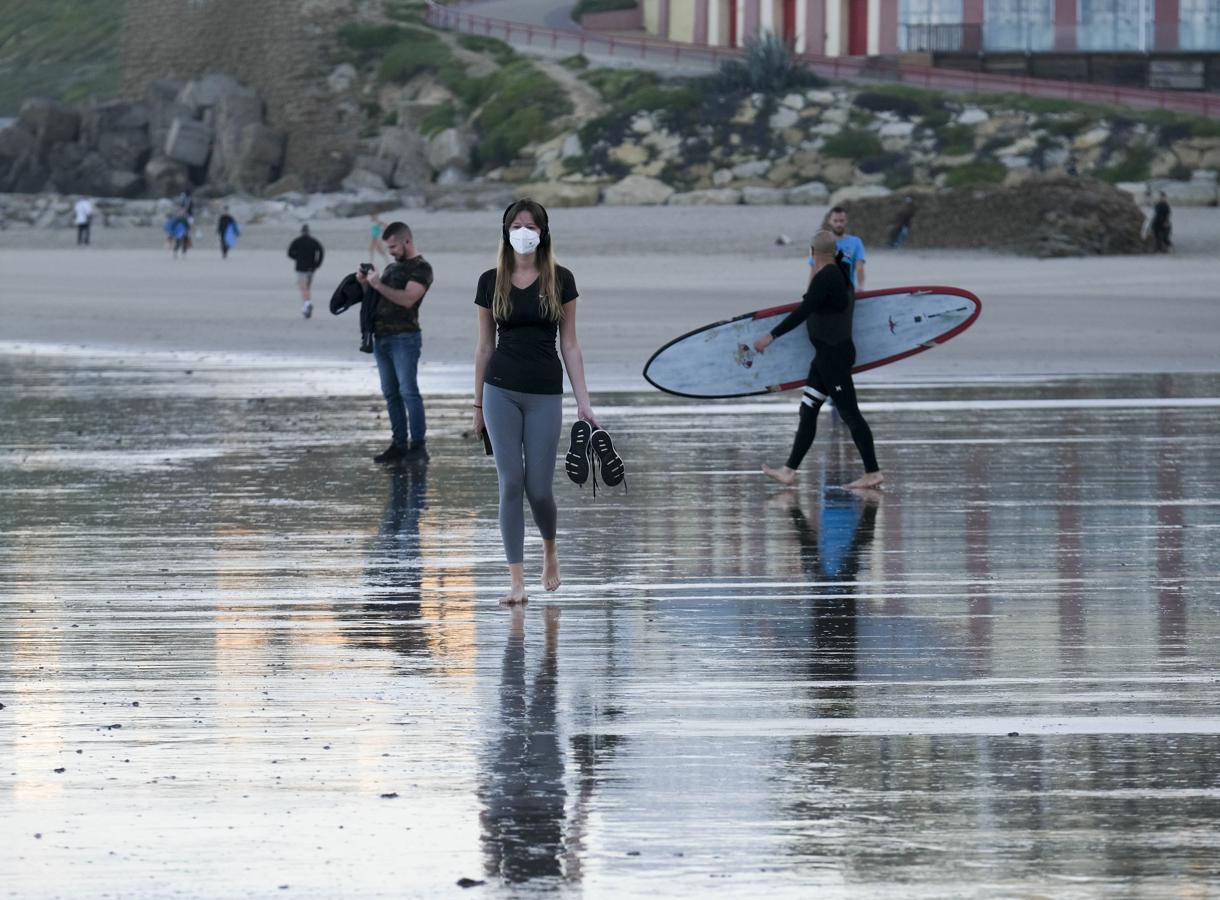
[{"left": 639, "top": 0, "right": 1220, "bottom": 55}]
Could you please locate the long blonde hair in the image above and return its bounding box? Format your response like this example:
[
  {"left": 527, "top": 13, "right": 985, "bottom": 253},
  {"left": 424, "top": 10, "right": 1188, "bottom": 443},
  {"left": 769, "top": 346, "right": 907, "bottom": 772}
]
[{"left": 493, "top": 198, "right": 562, "bottom": 323}]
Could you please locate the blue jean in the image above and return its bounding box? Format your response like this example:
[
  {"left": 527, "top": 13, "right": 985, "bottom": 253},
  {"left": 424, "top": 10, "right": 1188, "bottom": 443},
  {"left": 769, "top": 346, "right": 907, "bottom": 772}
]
[{"left": 374, "top": 331, "right": 425, "bottom": 447}]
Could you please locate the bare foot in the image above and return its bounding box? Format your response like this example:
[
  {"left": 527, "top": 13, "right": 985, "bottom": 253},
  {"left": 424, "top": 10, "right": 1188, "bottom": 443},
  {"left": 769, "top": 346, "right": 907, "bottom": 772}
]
[
  {"left": 844, "top": 471, "right": 884, "bottom": 490},
  {"left": 499, "top": 584, "right": 529, "bottom": 606},
  {"left": 762, "top": 464, "right": 796, "bottom": 486},
  {"left": 543, "top": 543, "right": 562, "bottom": 592}
]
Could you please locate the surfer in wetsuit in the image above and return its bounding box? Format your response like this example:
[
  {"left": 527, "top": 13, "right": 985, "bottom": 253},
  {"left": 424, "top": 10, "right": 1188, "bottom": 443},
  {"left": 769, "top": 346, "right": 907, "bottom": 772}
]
[{"left": 753, "top": 230, "right": 883, "bottom": 490}]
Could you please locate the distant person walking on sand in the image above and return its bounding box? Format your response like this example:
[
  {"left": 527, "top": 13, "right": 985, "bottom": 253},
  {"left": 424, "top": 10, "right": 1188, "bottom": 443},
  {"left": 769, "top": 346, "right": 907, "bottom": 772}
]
[
  {"left": 815, "top": 206, "right": 866, "bottom": 290},
  {"left": 217, "top": 206, "right": 239, "bottom": 259},
  {"left": 355, "top": 221, "right": 434, "bottom": 464},
  {"left": 473, "top": 199, "right": 603, "bottom": 605},
  {"left": 368, "top": 214, "right": 388, "bottom": 264},
  {"left": 756, "top": 230, "right": 883, "bottom": 491},
  {"left": 1152, "top": 192, "right": 1172, "bottom": 253},
  {"left": 176, "top": 189, "right": 195, "bottom": 218},
  {"left": 287, "top": 224, "right": 325, "bottom": 318},
  {"left": 74, "top": 197, "right": 93, "bottom": 245},
  {"left": 167, "top": 211, "right": 191, "bottom": 258},
  {"left": 888, "top": 196, "right": 915, "bottom": 249}
]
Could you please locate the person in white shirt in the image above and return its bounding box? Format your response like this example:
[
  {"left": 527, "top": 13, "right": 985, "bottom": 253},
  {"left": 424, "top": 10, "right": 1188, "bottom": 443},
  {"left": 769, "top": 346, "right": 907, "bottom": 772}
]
[{"left": 74, "top": 197, "right": 94, "bottom": 245}]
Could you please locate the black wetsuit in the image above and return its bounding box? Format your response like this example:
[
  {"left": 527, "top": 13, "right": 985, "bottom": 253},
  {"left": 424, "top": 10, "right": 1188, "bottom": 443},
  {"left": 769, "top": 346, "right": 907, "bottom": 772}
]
[{"left": 769, "top": 256, "right": 879, "bottom": 473}]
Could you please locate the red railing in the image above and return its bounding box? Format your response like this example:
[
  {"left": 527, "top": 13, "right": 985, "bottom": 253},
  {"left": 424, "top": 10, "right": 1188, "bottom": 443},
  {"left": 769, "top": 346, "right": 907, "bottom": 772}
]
[{"left": 425, "top": 2, "right": 1220, "bottom": 118}]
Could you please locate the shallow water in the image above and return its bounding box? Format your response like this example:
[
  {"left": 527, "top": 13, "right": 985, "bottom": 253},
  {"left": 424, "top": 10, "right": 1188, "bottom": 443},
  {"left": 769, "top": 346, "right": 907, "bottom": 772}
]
[{"left": 2, "top": 355, "right": 1219, "bottom": 898}]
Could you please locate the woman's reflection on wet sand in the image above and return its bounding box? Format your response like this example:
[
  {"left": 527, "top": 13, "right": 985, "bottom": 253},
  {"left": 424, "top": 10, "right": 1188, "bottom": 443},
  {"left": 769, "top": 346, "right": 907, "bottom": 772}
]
[{"left": 479, "top": 605, "right": 567, "bottom": 883}]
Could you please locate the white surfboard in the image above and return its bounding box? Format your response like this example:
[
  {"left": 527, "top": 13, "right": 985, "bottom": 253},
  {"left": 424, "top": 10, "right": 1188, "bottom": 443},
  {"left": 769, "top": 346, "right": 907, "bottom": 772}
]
[{"left": 643, "top": 286, "right": 981, "bottom": 398}]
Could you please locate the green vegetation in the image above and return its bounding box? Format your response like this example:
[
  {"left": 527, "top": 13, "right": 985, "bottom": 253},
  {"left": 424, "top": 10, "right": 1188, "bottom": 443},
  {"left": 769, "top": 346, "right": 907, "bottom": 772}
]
[
  {"left": 456, "top": 34, "right": 515, "bottom": 64},
  {"left": 822, "top": 129, "right": 883, "bottom": 160},
  {"left": 937, "top": 123, "right": 975, "bottom": 155},
  {"left": 384, "top": 0, "right": 427, "bottom": 24},
  {"left": 944, "top": 160, "right": 1007, "bottom": 188},
  {"left": 340, "top": 21, "right": 571, "bottom": 172},
  {"left": 560, "top": 54, "right": 590, "bottom": 70},
  {"left": 471, "top": 57, "right": 572, "bottom": 169},
  {"left": 578, "top": 68, "right": 706, "bottom": 147},
  {"left": 715, "top": 31, "right": 824, "bottom": 94},
  {"left": 854, "top": 85, "right": 946, "bottom": 118},
  {"left": 1095, "top": 145, "right": 1155, "bottom": 183},
  {"left": 572, "top": 0, "right": 639, "bottom": 19},
  {"left": 418, "top": 105, "right": 455, "bottom": 136},
  {"left": 0, "top": 0, "right": 120, "bottom": 114}
]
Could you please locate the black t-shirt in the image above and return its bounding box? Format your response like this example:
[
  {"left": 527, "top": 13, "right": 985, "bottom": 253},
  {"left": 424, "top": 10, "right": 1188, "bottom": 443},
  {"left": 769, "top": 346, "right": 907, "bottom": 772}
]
[
  {"left": 771, "top": 259, "right": 854, "bottom": 347},
  {"left": 475, "top": 265, "right": 578, "bottom": 395},
  {"left": 373, "top": 255, "right": 434, "bottom": 336}
]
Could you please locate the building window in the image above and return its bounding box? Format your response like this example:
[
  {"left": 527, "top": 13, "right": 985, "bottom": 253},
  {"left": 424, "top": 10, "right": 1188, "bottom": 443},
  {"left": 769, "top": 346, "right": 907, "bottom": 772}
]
[
  {"left": 984, "top": 0, "right": 1054, "bottom": 49},
  {"left": 1180, "top": 0, "right": 1220, "bottom": 50},
  {"left": 1078, "top": 0, "right": 1155, "bottom": 51},
  {"left": 900, "top": 0, "right": 965, "bottom": 50}
]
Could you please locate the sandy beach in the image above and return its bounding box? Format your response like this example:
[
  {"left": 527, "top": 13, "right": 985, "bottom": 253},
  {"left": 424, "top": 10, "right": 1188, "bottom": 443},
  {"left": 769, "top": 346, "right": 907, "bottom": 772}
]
[
  {"left": 3, "top": 204, "right": 1218, "bottom": 390},
  {"left": 3, "top": 203, "right": 1220, "bottom": 898}
]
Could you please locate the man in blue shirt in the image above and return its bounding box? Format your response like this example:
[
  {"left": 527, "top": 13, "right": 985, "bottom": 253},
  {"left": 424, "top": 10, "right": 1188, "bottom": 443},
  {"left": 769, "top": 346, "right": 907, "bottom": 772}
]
[{"left": 809, "top": 206, "right": 866, "bottom": 290}]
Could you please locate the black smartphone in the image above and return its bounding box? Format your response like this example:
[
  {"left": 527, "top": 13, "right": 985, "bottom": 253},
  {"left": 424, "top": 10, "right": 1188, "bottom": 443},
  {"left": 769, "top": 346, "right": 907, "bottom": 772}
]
[
  {"left": 359, "top": 262, "right": 374, "bottom": 274},
  {"left": 481, "top": 429, "right": 493, "bottom": 456}
]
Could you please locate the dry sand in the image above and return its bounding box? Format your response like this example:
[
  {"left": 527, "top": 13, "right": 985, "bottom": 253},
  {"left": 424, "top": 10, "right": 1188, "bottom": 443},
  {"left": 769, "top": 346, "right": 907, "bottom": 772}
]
[{"left": 2, "top": 204, "right": 1217, "bottom": 391}]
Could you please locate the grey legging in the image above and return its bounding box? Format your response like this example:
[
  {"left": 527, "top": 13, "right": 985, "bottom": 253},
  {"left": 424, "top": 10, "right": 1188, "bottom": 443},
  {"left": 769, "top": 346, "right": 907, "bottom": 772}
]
[{"left": 482, "top": 384, "right": 563, "bottom": 565}]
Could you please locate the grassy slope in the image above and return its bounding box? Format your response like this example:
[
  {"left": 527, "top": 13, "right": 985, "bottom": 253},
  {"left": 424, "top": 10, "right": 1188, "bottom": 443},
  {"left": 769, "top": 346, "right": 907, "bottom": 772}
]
[{"left": 0, "top": 0, "right": 120, "bottom": 116}]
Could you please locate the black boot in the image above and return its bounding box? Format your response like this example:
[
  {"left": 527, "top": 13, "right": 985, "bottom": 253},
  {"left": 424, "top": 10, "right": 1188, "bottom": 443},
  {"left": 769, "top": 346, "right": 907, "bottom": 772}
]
[{"left": 373, "top": 443, "right": 407, "bottom": 464}]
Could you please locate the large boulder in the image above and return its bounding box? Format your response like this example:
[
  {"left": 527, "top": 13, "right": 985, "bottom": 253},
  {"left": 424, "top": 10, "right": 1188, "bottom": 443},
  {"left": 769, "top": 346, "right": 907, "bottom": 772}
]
[
  {"left": 829, "top": 184, "right": 892, "bottom": 206},
  {"left": 341, "top": 168, "right": 389, "bottom": 192},
  {"left": 667, "top": 188, "right": 742, "bottom": 205},
  {"left": 0, "top": 123, "right": 41, "bottom": 191},
  {"left": 787, "top": 180, "right": 830, "bottom": 204},
  {"left": 220, "top": 123, "right": 285, "bottom": 193},
  {"left": 742, "top": 186, "right": 788, "bottom": 205},
  {"left": 17, "top": 97, "right": 80, "bottom": 149},
  {"left": 177, "top": 74, "right": 247, "bottom": 112},
  {"left": 144, "top": 155, "right": 193, "bottom": 197},
  {"left": 602, "top": 174, "right": 674, "bottom": 206},
  {"left": 164, "top": 118, "right": 213, "bottom": 167},
  {"left": 426, "top": 128, "right": 471, "bottom": 172},
  {"left": 837, "top": 176, "right": 1149, "bottom": 257},
  {"left": 207, "top": 88, "right": 281, "bottom": 192},
  {"left": 513, "top": 181, "right": 601, "bottom": 208},
  {"left": 52, "top": 150, "right": 144, "bottom": 197},
  {"left": 376, "top": 127, "right": 430, "bottom": 190}
]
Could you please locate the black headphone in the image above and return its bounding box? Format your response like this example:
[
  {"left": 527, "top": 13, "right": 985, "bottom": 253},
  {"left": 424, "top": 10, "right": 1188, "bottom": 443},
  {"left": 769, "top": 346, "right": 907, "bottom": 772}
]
[{"left": 502, "top": 198, "right": 550, "bottom": 248}]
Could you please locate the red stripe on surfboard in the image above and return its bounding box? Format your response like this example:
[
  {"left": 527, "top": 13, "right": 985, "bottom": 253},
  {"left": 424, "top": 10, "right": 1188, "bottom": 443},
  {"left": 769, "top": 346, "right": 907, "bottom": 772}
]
[
  {"left": 760, "top": 286, "right": 982, "bottom": 386},
  {"left": 753, "top": 285, "right": 981, "bottom": 321}
]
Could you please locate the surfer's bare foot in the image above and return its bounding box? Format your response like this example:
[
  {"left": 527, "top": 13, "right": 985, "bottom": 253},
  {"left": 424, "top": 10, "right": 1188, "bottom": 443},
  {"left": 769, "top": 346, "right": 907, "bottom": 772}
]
[
  {"left": 762, "top": 464, "right": 797, "bottom": 486},
  {"left": 543, "top": 541, "right": 561, "bottom": 592},
  {"left": 845, "top": 471, "right": 884, "bottom": 490}
]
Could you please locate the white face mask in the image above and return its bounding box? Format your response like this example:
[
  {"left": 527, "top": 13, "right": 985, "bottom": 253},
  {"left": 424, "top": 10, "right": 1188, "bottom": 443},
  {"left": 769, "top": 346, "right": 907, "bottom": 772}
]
[{"left": 508, "top": 226, "right": 541, "bottom": 255}]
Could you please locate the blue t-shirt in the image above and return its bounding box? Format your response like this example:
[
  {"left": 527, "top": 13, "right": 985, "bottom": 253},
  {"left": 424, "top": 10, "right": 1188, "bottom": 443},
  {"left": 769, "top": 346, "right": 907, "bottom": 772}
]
[{"left": 808, "top": 234, "right": 866, "bottom": 287}]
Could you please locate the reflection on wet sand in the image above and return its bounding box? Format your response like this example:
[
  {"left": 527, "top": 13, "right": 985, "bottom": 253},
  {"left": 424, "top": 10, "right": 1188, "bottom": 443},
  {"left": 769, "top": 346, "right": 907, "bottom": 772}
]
[
  {"left": 480, "top": 605, "right": 567, "bottom": 884},
  {"left": 346, "top": 466, "right": 428, "bottom": 656},
  {"left": 2, "top": 355, "right": 1219, "bottom": 897}
]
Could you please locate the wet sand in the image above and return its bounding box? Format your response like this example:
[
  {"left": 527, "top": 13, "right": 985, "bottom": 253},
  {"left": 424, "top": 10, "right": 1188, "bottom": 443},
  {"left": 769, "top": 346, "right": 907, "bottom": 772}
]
[
  {"left": 2, "top": 353, "right": 1219, "bottom": 897},
  {"left": 2, "top": 205, "right": 1219, "bottom": 389}
]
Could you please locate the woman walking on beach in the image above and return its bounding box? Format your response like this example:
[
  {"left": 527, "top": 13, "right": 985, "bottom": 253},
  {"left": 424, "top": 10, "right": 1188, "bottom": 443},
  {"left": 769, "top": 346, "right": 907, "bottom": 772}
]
[
  {"left": 473, "top": 199, "right": 599, "bottom": 605},
  {"left": 368, "top": 214, "right": 389, "bottom": 264}
]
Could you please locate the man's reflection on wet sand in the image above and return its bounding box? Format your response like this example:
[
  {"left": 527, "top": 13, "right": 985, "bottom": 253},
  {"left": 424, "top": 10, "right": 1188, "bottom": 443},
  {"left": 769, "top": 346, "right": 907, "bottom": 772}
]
[
  {"left": 786, "top": 490, "right": 879, "bottom": 711},
  {"left": 346, "top": 467, "right": 429, "bottom": 654},
  {"left": 479, "top": 605, "right": 567, "bottom": 883}
]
